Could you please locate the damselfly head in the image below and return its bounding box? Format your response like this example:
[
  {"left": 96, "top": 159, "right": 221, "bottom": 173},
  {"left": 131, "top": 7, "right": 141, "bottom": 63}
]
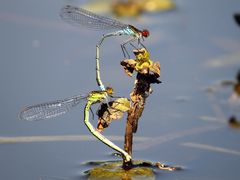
[
  {"left": 141, "top": 29, "right": 150, "bottom": 38},
  {"left": 106, "top": 87, "right": 114, "bottom": 95}
]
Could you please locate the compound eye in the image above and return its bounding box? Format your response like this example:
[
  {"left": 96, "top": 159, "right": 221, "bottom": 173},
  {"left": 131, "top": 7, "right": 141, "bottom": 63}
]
[
  {"left": 106, "top": 87, "right": 114, "bottom": 94},
  {"left": 142, "top": 30, "right": 150, "bottom": 37}
]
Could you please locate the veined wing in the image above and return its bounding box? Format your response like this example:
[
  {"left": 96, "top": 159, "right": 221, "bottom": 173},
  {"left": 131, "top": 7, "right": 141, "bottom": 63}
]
[
  {"left": 19, "top": 95, "right": 87, "bottom": 121},
  {"left": 60, "top": 5, "right": 128, "bottom": 30}
]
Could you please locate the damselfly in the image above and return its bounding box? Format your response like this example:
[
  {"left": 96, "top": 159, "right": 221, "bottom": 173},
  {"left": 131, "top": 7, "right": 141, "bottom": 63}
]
[
  {"left": 60, "top": 5, "right": 150, "bottom": 58},
  {"left": 19, "top": 87, "right": 131, "bottom": 162}
]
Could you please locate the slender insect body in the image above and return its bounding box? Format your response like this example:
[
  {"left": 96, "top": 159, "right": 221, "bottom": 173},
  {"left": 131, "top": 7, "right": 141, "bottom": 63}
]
[
  {"left": 87, "top": 91, "right": 108, "bottom": 104},
  {"left": 60, "top": 5, "right": 149, "bottom": 58},
  {"left": 60, "top": 5, "right": 150, "bottom": 90},
  {"left": 117, "top": 26, "right": 139, "bottom": 37},
  {"left": 20, "top": 85, "right": 131, "bottom": 161}
]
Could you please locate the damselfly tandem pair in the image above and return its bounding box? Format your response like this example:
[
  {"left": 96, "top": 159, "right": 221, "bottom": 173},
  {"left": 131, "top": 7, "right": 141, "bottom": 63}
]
[
  {"left": 19, "top": 4, "right": 150, "bottom": 162},
  {"left": 19, "top": 87, "right": 132, "bottom": 162},
  {"left": 60, "top": 5, "right": 150, "bottom": 90}
]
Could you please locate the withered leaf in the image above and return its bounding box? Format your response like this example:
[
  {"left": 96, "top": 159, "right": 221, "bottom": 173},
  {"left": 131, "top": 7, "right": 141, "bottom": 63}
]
[
  {"left": 120, "top": 59, "right": 136, "bottom": 76},
  {"left": 97, "top": 98, "right": 130, "bottom": 132},
  {"left": 121, "top": 48, "right": 161, "bottom": 78}
]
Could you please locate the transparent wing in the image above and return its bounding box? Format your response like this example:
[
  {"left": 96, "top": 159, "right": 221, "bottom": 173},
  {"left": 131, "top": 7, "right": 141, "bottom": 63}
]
[
  {"left": 60, "top": 5, "right": 128, "bottom": 30},
  {"left": 19, "top": 95, "right": 87, "bottom": 121}
]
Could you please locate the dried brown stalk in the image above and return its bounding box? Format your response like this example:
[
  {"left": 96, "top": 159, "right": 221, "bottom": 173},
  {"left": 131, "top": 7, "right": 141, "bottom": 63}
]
[{"left": 121, "top": 48, "right": 161, "bottom": 168}]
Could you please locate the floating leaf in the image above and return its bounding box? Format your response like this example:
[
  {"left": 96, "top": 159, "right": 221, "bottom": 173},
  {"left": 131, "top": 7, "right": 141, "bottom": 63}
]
[
  {"left": 112, "top": 0, "right": 142, "bottom": 17},
  {"left": 87, "top": 160, "right": 155, "bottom": 180},
  {"left": 142, "top": 0, "right": 176, "bottom": 12}
]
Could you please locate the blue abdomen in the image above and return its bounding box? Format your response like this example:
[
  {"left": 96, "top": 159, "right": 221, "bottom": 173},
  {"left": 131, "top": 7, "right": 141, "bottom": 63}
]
[{"left": 117, "top": 27, "right": 136, "bottom": 36}]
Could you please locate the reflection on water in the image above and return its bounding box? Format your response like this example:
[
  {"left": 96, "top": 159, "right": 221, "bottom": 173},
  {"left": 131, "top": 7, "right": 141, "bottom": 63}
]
[
  {"left": 181, "top": 142, "right": 240, "bottom": 156},
  {"left": 39, "top": 175, "right": 70, "bottom": 180},
  {"left": 204, "top": 52, "right": 240, "bottom": 68},
  {"left": 81, "top": 0, "right": 175, "bottom": 17},
  {"left": 229, "top": 116, "right": 240, "bottom": 129},
  {"left": 205, "top": 70, "right": 240, "bottom": 125},
  {"left": 135, "top": 125, "right": 223, "bottom": 150},
  {"left": 0, "top": 135, "right": 149, "bottom": 144},
  {"left": 234, "top": 13, "right": 240, "bottom": 27}
]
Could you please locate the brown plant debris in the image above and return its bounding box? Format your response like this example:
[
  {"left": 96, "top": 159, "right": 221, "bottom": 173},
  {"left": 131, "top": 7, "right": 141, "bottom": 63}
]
[
  {"left": 97, "top": 98, "right": 130, "bottom": 132},
  {"left": 121, "top": 48, "right": 161, "bottom": 163}
]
